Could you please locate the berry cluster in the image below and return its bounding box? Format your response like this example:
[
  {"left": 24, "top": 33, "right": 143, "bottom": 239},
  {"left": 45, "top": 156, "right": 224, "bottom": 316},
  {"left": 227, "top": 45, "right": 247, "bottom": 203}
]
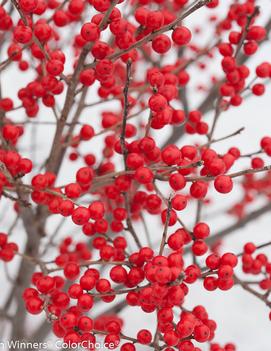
[
  {"left": 203, "top": 252, "right": 238, "bottom": 291},
  {"left": 242, "top": 242, "right": 271, "bottom": 279},
  {"left": 1, "top": 0, "right": 271, "bottom": 349},
  {"left": 0, "top": 233, "right": 18, "bottom": 262},
  {"left": 23, "top": 235, "right": 222, "bottom": 349}
]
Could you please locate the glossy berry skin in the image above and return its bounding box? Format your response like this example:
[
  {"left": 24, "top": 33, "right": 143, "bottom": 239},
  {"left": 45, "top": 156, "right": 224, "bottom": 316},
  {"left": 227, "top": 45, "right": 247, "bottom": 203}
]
[
  {"left": 80, "top": 275, "right": 96, "bottom": 290},
  {"left": 19, "top": 0, "right": 38, "bottom": 13},
  {"left": 81, "top": 22, "right": 100, "bottom": 41},
  {"left": 152, "top": 34, "right": 171, "bottom": 54},
  {"left": 135, "top": 167, "right": 154, "bottom": 184},
  {"left": 218, "top": 265, "right": 234, "bottom": 280},
  {"left": 172, "top": 194, "right": 187, "bottom": 211},
  {"left": 169, "top": 173, "right": 186, "bottom": 191},
  {"left": 190, "top": 181, "right": 208, "bottom": 199},
  {"left": 121, "top": 343, "right": 136, "bottom": 351},
  {"left": 72, "top": 207, "right": 90, "bottom": 225},
  {"left": 14, "top": 25, "right": 32, "bottom": 44},
  {"left": 192, "top": 240, "right": 208, "bottom": 256},
  {"left": 36, "top": 276, "right": 55, "bottom": 293},
  {"left": 46, "top": 59, "right": 64, "bottom": 76},
  {"left": 172, "top": 26, "right": 192, "bottom": 46},
  {"left": 25, "top": 297, "right": 44, "bottom": 314},
  {"left": 214, "top": 175, "right": 233, "bottom": 194},
  {"left": 204, "top": 276, "right": 218, "bottom": 291},
  {"left": 80, "top": 69, "right": 96, "bottom": 86},
  {"left": 64, "top": 263, "right": 80, "bottom": 280},
  {"left": 110, "top": 266, "right": 128, "bottom": 283},
  {"left": 194, "top": 324, "right": 210, "bottom": 342},
  {"left": 193, "top": 223, "right": 210, "bottom": 239},
  {"left": 77, "top": 293, "right": 94, "bottom": 311},
  {"left": 206, "top": 254, "right": 220, "bottom": 270},
  {"left": 78, "top": 316, "right": 93, "bottom": 331},
  {"left": 149, "top": 94, "right": 167, "bottom": 112},
  {"left": 137, "top": 329, "right": 152, "bottom": 344}
]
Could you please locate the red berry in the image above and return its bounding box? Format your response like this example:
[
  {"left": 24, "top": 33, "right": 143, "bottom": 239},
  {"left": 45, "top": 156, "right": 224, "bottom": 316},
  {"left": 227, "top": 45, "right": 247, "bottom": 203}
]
[
  {"left": 19, "top": 0, "right": 38, "bottom": 12},
  {"left": 194, "top": 324, "right": 210, "bottom": 342},
  {"left": 25, "top": 297, "right": 43, "bottom": 314},
  {"left": 190, "top": 181, "right": 208, "bottom": 199},
  {"left": 152, "top": 34, "right": 171, "bottom": 54},
  {"left": 214, "top": 175, "right": 233, "bottom": 194},
  {"left": 192, "top": 240, "right": 208, "bottom": 256},
  {"left": 72, "top": 207, "right": 90, "bottom": 225},
  {"left": 64, "top": 262, "right": 80, "bottom": 280},
  {"left": 169, "top": 173, "right": 186, "bottom": 191},
  {"left": 81, "top": 22, "right": 100, "bottom": 41},
  {"left": 172, "top": 26, "right": 192, "bottom": 46},
  {"left": 172, "top": 194, "right": 187, "bottom": 211},
  {"left": 193, "top": 222, "right": 210, "bottom": 239},
  {"left": 134, "top": 167, "right": 154, "bottom": 184},
  {"left": 137, "top": 329, "right": 152, "bottom": 344},
  {"left": 110, "top": 266, "right": 128, "bottom": 283},
  {"left": 78, "top": 316, "right": 93, "bottom": 331},
  {"left": 80, "top": 69, "right": 96, "bottom": 86}
]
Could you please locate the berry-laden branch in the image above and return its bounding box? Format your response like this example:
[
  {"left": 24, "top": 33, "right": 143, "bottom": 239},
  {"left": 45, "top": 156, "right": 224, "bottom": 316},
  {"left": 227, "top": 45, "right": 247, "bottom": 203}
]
[
  {"left": 120, "top": 59, "right": 132, "bottom": 168},
  {"left": 1, "top": 0, "right": 271, "bottom": 350},
  {"left": 159, "top": 194, "right": 173, "bottom": 255},
  {"left": 85, "top": 0, "right": 212, "bottom": 68}
]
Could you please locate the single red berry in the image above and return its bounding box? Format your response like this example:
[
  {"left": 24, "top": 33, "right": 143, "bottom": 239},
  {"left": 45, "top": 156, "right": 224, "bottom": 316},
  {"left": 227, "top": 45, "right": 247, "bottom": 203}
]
[
  {"left": 192, "top": 240, "right": 208, "bottom": 256},
  {"left": 137, "top": 329, "right": 152, "bottom": 344},
  {"left": 152, "top": 34, "right": 171, "bottom": 54},
  {"left": 172, "top": 26, "right": 192, "bottom": 46},
  {"left": 134, "top": 167, "right": 154, "bottom": 184},
  {"left": 194, "top": 324, "right": 210, "bottom": 342},
  {"left": 190, "top": 181, "right": 208, "bottom": 199},
  {"left": 169, "top": 173, "right": 186, "bottom": 191},
  {"left": 172, "top": 194, "right": 187, "bottom": 211},
  {"left": 193, "top": 222, "right": 210, "bottom": 239},
  {"left": 25, "top": 297, "right": 44, "bottom": 314},
  {"left": 78, "top": 316, "right": 93, "bottom": 332},
  {"left": 64, "top": 262, "right": 80, "bottom": 280},
  {"left": 81, "top": 22, "right": 100, "bottom": 42},
  {"left": 214, "top": 175, "right": 233, "bottom": 194}
]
